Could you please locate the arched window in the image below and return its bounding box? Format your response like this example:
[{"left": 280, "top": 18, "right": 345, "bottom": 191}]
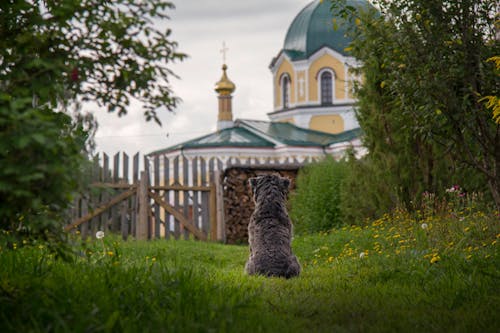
[
  {"left": 320, "top": 71, "right": 333, "bottom": 104},
  {"left": 282, "top": 74, "right": 290, "bottom": 109}
]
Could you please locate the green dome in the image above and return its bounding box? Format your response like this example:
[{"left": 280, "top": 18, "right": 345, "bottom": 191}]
[{"left": 283, "top": 0, "right": 372, "bottom": 60}]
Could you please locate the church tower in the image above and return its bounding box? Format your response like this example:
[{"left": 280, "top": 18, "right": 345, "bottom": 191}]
[
  {"left": 268, "top": 0, "right": 372, "bottom": 135},
  {"left": 214, "top": 63, "right": 236, "bottom": 131}
]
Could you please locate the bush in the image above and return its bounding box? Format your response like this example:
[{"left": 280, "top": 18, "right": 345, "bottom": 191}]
[
  {"left": 0, "top": 104, "right": 90, "bottom": 257},
  {"left": 290, "top": 157, "right": 348, "bottom": 234},
  {"left": 339, "top": 153, "right": 397, "bottom": 224}
]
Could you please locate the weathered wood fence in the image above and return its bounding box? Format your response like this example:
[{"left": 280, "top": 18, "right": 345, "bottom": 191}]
[
  {"left": 66, "top": 153, "right": 312, "bottom": 242},
  {"left": 66, "top": 153, "right": 223, "bottom": 241}
]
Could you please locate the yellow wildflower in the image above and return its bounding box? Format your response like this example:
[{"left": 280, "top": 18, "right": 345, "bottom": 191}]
[{"left": 430, "top": 255, "right": 440, "bottom": 264}]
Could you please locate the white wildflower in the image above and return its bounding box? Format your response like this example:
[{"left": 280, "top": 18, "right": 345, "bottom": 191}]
[{"left": 96, "top": 231, "right": 105, "bottom": 239}]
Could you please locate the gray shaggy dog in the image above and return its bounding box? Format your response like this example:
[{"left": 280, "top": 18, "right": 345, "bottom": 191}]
[{"left": 245, "top": 174, "right": 301, "bottom": 278}]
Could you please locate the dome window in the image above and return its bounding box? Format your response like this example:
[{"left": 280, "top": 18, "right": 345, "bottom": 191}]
[{"left": 320, "top": 71, "right": 333, "bottom": 105}]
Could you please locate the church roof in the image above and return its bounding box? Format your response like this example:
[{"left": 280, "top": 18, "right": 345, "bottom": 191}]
[
  {"left": 148, "top": 119, "right": 361, "bottom": 156},
  {"left": 282, "top": 0, "right": 372, "bottom": 61}
]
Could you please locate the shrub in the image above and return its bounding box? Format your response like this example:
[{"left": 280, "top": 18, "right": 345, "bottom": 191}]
[{"left": 290, "top": 157, "right": 348, "bottom": 234}]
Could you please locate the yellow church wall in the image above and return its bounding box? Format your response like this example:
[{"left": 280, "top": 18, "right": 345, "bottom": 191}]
[
  {"left": 308, "top": 54, "right": 345, "bottom": 102},
  {"left": 309, "top": 114, "right": 344, "bottom": 134},
  {"left": 274, "top": 59, "right": 295, "bottom": 108}
]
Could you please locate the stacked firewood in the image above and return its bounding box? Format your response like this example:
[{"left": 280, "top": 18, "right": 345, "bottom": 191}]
[{"left": 222, "top": 167, "right": 298, "bottom": 244}]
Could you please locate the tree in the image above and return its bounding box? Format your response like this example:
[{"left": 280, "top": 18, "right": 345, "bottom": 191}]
[
  {"left": 0, "top": 0, "right": 185, "bottom": 251},
  {"left": 331, "top": 0, "right": 500, "bottom": 210}
]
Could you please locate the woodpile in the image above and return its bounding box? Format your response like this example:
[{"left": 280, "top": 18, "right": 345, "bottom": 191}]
[{"left": 222, "top": 166, "right": 299, "bottom": 244}]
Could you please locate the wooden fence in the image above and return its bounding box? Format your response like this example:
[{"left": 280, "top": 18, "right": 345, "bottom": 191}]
[
  {"left": 66, "top": 153, "right": 223, "bottom": 241},
  {"left": 66, "top": 153, "right": 312, "bottom": 242}
]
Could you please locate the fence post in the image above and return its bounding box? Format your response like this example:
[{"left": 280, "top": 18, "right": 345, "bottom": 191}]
[
  {"left": 209, "top": 181, "right": 217, "bottom": 241},
  {"left": 214, "top": 170, "right": 225, "bottom": 242},
  {"left": 137, "top": 170, "right": 149, "bottom": 240}
]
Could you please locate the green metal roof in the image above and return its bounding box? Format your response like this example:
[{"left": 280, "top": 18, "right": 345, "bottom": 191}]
[
  {"left": 283, "top": 0, "right": 372, "bottom": 61},
  {"left": 240, "top": 119, "right": 356, "bottom": 146},
  {"left": 148, "top": 119, "right": 362, "bottom": 156},
  {"left": 148, "top": 127, "right": 275, "bottom": 156}
]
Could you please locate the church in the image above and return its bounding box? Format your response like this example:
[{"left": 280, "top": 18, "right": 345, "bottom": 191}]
[{"left": 149, "top": 0, "right": 369, "bottom": 165}]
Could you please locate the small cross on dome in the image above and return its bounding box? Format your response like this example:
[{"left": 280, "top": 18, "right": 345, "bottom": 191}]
[{"left": 220, "top": 41, "right": 229, "bottom": 64}]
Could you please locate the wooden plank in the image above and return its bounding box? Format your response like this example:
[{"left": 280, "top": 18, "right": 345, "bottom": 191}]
[
  {"left": 192, "top": 157, "right": 200, "bottom": 231},
  {"left": 149, "top": 191, "right": 207, "bottom": 241},
  {"left": 92, "top": 155, "right": 100, "bottom": 181},
  {"left": 110, "top": 154, "right": 120, "bottom": 232},
  {"left": 131, "top": 188, "right": 137, "bottom": 238},
  {"left": 120, "top": 154, "right": 129, "bottom": 237},
  {"left": 123, "top": 153, "right": 129, "bottom": 183},
  {"left": 136, "top": 171, "right": 149, "bottom": 240},
  {"left": 163, "top": 156, "right": 171, "bottom": 239},
  {"left": 144, "top": 156, "right": 152, "bottom": 239},
  {"left": 182, "top": 156, "right": 189, "bottom": 240},
  {"left": 90, "top": 155, "right": 100, "bottom": 237},
  {"left": 154, "top": 155, "right": 161, "bottom": 239},
  {"left": 113, "top": 153, "right": 120, "bottom": 182},
  {"left": 101, "top": 153, "right": 110, "bottom": 231},
  {"left": 120, "top": 200, "right": 128, "bottom": 240},
  {"left": 80, "top": 198, "right": 89, "bottom": 239},
  {"left": 214, "top": 170, "right": 225, "bottom": 242},
  {"left": 173, "top": 156, "right": 180, "bottom": 239},
  {"left": 200, "top": 158, "right": 209, "bottom": 233},
  {"left": 208, "top": 157, "right": 221, "bottom": 241},
  {"left": 102, "top": 153, "right": 110, "bottom": 182},
  {"left": 133, "top": 153, "right": 140, "bottom": 183},
  {"left": 209, "top": 181, "right": 217, "bottom": 241},
  {"left": 217, "top": 158, "right": 223, "bottom": 172},
  {"left": 64, "top": 189, "right": 136, "bottom": 231}
]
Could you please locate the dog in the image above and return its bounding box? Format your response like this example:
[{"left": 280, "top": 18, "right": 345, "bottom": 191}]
[{"left": 244, "top": 174, "right": 301, "bottom": 278}]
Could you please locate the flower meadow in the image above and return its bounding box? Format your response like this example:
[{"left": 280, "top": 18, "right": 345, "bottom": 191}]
[
  {"left": 0, "top": 191, "right": 499, "bottom": 332},
  {"left": 302, "top": 207, "right": 498, "bottom": 268}
]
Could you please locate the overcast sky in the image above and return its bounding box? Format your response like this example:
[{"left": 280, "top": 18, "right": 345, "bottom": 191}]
[{"left": 91, "top": 0, "right": 313, "bottom": 157}]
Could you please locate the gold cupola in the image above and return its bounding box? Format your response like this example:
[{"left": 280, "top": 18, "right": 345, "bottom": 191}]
[
  {"left": 215, "top": 64, "right": 236, "bottom": 130},
  {"left": 215, "top": 64, "right": 236, "bottom": 95}
]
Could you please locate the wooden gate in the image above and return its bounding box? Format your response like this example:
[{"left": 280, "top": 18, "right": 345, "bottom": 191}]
[{"left": 65, "top": 153, "right": 222, "bottom": 241}]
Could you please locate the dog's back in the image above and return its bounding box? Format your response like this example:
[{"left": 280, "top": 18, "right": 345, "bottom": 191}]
[{"left": 245, "top": 175, "right": 301, "bottom": 278}]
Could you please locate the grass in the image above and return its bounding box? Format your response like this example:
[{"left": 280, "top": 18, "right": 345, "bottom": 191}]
[{"left": 0, "top": 209, "right": 499, "bottom": 333}]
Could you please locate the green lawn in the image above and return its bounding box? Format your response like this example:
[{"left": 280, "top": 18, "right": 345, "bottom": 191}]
[{"left": 1, "top": 211, "right": 499, "bottom": 332}]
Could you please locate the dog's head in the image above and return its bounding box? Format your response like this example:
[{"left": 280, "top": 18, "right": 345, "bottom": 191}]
[{"left": 248, "top": 174, "right": 290, "bottom": 203}]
